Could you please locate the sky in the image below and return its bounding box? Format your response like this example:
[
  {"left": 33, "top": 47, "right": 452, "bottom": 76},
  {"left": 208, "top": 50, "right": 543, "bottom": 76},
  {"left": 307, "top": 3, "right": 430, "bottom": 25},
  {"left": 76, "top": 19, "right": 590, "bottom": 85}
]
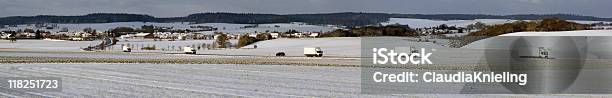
[{"left": 1, "top": 0, "right": 611, "bottom": 18}]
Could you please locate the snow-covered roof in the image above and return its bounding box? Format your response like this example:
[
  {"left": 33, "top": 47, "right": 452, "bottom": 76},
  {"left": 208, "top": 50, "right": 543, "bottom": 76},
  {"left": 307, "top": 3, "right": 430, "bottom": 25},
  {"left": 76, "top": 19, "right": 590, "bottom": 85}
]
[{"left": 134, "top": 33, "right": 151, "bottom": 37}]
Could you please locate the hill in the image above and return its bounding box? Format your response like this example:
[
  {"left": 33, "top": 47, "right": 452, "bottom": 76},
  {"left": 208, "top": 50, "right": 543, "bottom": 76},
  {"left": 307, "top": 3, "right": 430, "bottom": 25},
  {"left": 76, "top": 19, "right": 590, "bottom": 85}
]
[{"left": 1, "top": 12, "right": 611, "bottom": 26}]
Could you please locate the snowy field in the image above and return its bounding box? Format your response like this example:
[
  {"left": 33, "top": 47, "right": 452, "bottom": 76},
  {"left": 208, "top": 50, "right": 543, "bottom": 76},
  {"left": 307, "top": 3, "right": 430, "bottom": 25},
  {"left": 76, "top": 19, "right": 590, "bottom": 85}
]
[
  {"left": 497, "top": 30, "right": 612, "bottom": 36},
  {"left": 382, "top": 18, "right": 612, "bottom": 28},
  {"left": 0, "top": 22, "right": 336, "bottom": 34},
  {"left": 462, "top": 30, "right": 612, "bottom": 59},
  {"left": 118, "top": 37, "right": 457, "bottom": 58},
  {"left": 0, "top": 40, "right": 102, "bottom": 51},
  {"left": 107, "top": 38, "right": 384, "bottom": 58},
  {"left": 0, "top": 36, "right": 486, "bottom": 64},
  {"left": 1, "top": 63, "right": 611, "bottom": 97},
  {"left": 2, "top": 31, "right": 612, "bottom": 97},
  {"left": 570, "top": 20, "right": 612, "bottom": 24},
  {"left": 463, "top": 30, "right": 612, "bottom": 50},
  {"left": 381, "top": 18, "right": 517, "bottom": 28},
  {"left": 195, "top": 23, "right": 336, "bottom": 35},
  {"left": 4, "top": 29, "right": 611, "bottom": 62},
  {"left": 0, "top": 63, "right": 369, "bottom": 97}
]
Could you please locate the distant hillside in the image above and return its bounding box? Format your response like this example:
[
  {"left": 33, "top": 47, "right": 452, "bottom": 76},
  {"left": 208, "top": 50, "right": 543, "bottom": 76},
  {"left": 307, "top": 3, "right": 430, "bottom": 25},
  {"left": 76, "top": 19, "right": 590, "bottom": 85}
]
[
  {"left": 392, "top": 14, "right": 612, "bottom": 21},
  {"left": 285, "top": 13, "right": 391, "bottom": 26},
  {"left": 158, "top": 13, "right": 290, "bottom": 24},
  {"left": 0, "top": 13, "right": 156, "bottom": 24},
  {"left": 1, "top": 12, "right": 611, "bottom": 26}
]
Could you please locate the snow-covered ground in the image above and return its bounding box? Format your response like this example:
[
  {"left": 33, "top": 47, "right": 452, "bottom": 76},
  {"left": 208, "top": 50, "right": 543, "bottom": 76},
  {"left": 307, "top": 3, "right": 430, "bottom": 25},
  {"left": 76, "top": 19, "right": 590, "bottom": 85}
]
[
  {"left": 0, "top": 37, "right": 451, "bottom": 58},
  {"left": 0, "top": 40, "right": 102, "bottom": 51},
  {"left": 570, "top": 20, "right": 612, "bottom": 24},
  {"left": 106, "top": 37, "right": 360, "bottom": 57},
  {"left": 462, "top": 30, "right": 612, "bottom": 59},
  {"left": 381, "top": 18, "right": 517, "bottom": 28},
  {"left": 1, "top": 22, "right": 336, "bottom": 34},
  {"left": 498, "top": 30, "right": 612, "bottom": 36},
  {"left": 0, "top": 37, "right": 486, "bottom": 64},
  {"left": 382, "top": 18, "right": 612, "bottom": 28},
  {"left": 3, "top": 32, "right": 612, "bottom": 97},
  {"left": 195, "top": 23, "right": 336, "bottom": 35},
  {"left": 3, "top": 63, "right": 609, "bottom": 97},
  {"left": 463, "top": 30, "right": 612, "bottom": 50},
  {"left": 3, "top": 30, "right": 611, "bottom": 60},
  {"left": 236, "top": 37, "right": 362, "bottom": 57},
  {"left": 0, "top": 63, "right": 378, "bottom": 97}
]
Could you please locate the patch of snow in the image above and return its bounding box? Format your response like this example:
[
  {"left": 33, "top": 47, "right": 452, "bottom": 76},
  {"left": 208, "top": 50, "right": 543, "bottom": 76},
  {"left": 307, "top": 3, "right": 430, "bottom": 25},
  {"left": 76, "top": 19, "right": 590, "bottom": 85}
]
[
  {"left": 0, "top": 22, "right": 336, "bottom": 34},
  {"left": 382, "top": 18, "right": 612, "bottom": 28},
  {"left": 499, "top": 30, "right": 612, "bottom": 36},
  {"left": 382, "top": 18, "right": 517, "bottom": 28},
  {"left": 0, "top": 40, "right": 102, "bottom": 51},
  {"left": 568, "top": 20, "right": 612, "bottom": 24}
]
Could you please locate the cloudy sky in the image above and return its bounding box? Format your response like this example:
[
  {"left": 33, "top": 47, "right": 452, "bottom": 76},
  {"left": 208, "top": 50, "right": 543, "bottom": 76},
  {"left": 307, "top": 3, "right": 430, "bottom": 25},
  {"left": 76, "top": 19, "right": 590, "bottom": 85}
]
[{"left": 1, "top": 0, "right": 611, "bottom": 18}]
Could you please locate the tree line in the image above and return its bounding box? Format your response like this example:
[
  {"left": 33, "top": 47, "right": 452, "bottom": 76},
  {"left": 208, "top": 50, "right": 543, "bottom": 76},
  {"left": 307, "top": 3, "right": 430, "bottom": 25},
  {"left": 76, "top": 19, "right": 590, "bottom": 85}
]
[
  {"left": 467, "top": 18, "right": 590, "bottom": 36},
  {"left": 445, "top": 18, "right": 591, "bottom": 48},
  {"left": 321, "top": 25, "right": 419, "bottom": 37}
]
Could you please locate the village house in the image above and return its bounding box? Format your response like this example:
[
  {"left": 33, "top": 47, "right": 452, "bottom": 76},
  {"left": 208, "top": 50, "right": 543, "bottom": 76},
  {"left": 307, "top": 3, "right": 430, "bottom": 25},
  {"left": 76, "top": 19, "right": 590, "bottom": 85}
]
[
  {"left": 291, "top": 33, "right": 304, "bottom": 38},
  {"left": 248, "top": 33, "right": 257, "bottom": 37},
  {"left": 308, "top": 32, "right": 319, "bottom": 38},
  {"left": 270, "top": 33, "right": 280, "bottom": 39}
]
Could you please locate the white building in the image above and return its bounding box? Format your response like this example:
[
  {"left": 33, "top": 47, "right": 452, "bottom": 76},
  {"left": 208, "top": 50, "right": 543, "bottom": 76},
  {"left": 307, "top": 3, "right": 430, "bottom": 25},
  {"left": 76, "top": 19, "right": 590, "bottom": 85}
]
[
  {"left": 248, "top": 33, "right": 257, "bottom": 37},
  {"left": 308, "top": 33, "right": 319, "bottom": 38},
  {"left": 0, "top": 33, "right": 10, "bottom": 39},
  {"left": 593, "top": 26, "right": 612, "bottom": 30},
  {"left": 270, "top": 33, "right": 280, "bottom": 38},
  {"left": 291, "top": 33, "right": 304, "bottom": 38},
  {"left": 81, "top": 32, "right": 92, "bottom": 38},
  {"left": 119, "top": 35, "right": 132, "bottom": 39}
]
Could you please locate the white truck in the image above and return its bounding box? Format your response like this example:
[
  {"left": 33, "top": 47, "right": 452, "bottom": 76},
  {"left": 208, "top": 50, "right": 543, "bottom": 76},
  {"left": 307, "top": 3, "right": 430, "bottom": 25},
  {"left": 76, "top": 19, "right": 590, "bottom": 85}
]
[
  {"left": 122, "top": 45, "right": 131, "bottom": 52},
  {"left": 538, "top": 47, "right": 551, "bottom": 58},
  {"left": 183, "top": 47, "right": 196, "bottom": 54},
  {"left": 304, "top": 47, "right": 323, "bottom": 57}
]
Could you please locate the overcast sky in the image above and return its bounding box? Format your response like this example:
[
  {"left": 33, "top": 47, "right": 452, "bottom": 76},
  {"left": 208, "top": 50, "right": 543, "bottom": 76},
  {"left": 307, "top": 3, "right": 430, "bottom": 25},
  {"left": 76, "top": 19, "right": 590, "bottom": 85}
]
[{"left": 1, "top": 0, "right": 611, "bottom": 18}]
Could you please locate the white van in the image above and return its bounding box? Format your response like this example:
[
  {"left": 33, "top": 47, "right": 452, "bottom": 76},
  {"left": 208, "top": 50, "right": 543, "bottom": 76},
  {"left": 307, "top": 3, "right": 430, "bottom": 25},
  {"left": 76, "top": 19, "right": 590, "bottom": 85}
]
[
  {"left": 184, "top": 47, "right": 196, "bottom": 54},
  {"left": 304, "top": 47, "right": 323, "bottom": 57},
  {"left": 122, "top": 45, "right": 131, "bottom": 52}
]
